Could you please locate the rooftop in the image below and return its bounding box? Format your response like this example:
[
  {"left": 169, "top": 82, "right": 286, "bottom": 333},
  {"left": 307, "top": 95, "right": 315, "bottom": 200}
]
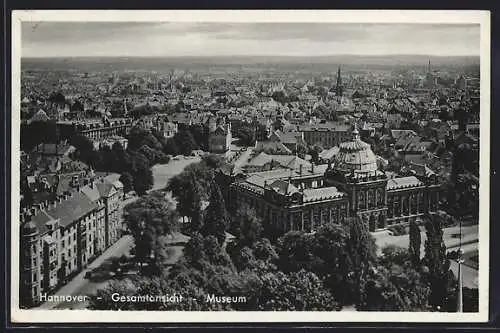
[
  {"left": 303, "top": 187, "right": 345, "bottom": 203},
  {"left": 386, "top": 176, "right": 424, "bottom": 191}
]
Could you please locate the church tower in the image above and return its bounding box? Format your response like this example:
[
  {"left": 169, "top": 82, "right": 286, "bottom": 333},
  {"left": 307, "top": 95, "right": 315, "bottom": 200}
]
[
  {"left": 336, "top": 65, "right": 343, "bottom": 104},
  {"left": 426, "top": 59, "right": 434, "bottom": 88}
]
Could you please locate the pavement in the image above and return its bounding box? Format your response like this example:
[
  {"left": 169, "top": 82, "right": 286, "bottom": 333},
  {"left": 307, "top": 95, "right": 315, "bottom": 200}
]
[{"left": 373, "top": 225, "right": 478, "bottom": 257}]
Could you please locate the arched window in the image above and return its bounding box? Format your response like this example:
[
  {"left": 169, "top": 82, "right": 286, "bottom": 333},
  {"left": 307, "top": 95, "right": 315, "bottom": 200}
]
[
  {"left": 368, "top": 190, "right": 375, "bottom": 208},
  {"left": 410, "top": 194, "right": 418, "bottom": 214},
  {"left": 377, "top": 188, "right": 384, "bottom": 205},
  {"left": 402, "top": 196, "right": 409, "bottom": 216},
  {"left": 358, "top": 191, "right": 366, "bottom": 210}
]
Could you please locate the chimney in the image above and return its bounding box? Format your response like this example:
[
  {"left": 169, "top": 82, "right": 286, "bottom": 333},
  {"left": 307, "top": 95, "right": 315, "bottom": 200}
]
[
  {"left": 299, "top": 164, "right": 303, "bottom": 176},
  {"left": 311, "top": 163, "right": 315, "bottom": 173}
]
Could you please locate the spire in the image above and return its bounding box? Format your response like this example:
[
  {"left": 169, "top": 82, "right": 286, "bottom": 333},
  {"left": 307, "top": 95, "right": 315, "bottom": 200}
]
[
  {"left": 428, "top": 59, "right": 431, "bottom": 74},
  {"left": 336, "top": 65, "right": 343, "bottom": 100},
  {"left": 352, "top": 123, "right": 360, "bottom": 141}
]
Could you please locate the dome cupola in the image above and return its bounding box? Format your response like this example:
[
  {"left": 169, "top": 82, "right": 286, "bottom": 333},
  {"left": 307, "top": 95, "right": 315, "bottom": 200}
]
[{"left": 333, "top": 123, "right": 378, "bottom": 172}]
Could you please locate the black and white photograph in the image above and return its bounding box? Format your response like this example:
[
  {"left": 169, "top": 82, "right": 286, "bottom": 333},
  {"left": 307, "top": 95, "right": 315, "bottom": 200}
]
[{"left": 11, "top": 10, "right": 490, "bottom": 323}]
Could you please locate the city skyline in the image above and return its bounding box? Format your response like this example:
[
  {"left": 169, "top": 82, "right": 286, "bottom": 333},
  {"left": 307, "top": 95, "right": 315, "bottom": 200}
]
[{"left": 22, "top": 22, "right": 480, "bottom": 58}]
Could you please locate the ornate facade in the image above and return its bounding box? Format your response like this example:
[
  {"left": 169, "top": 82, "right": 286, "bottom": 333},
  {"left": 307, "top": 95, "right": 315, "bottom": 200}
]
[{"left": 231, "top": 125, "right": 441, "bottom": 235}]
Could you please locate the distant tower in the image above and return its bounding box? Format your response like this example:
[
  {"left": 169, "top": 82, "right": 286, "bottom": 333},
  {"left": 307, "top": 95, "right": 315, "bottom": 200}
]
[
  {"left": 336, "top": 65, "right": 343, "bottom": 104},
  {"left": 426, "top": 59, "right": 434, "bottom": 88},
  {"left": 123, "top": 99, "right": 128, "bottom": 115}
]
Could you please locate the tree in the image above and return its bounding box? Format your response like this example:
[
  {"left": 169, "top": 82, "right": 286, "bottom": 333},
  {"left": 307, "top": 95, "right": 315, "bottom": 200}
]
[
  {"left": 89, "top": 276, "right": 225, "bottom": 311},
  {"left": 409, "top": 219, "right": 422, "bottom": 267},
  {"left": 380, "top": 245, "right": 411, "bottom": 267},
  {"left": 149, "top": 236, "right": 176, "bottom": 276},
  {"left": 123, "top": 192, "right": 179, "bottom": 266},
  {"left": 71, "top": 100, "right": 84, "bottom": 112},
  {"left": 422, "top": 214, "right": 456, "bottom": 310},
  {"left": 230, "top": 208, "right": 263, "bottom": 248},
  {"left": 69, "top": 135, "right": 96, "bottom": 166},
  {"left": 252, "top": 270, "right": 340, "bottom": 311},
  {"left": 119, "top": 172, "right": 134, "bottom": 193},
  {"left": 357, "top": 264, "right": 430, "bottom": 311},
  {"left": 48, "top": 91, "right": 66, "bottom": 106},
  {"left": 234, "top": 125, "right": 256, "bottom": 146},
  {"left": 343, "top": 217, "right": 378, "bottom": 304},
  {"left": 163, "top": 138, "right": 179, "bottom": 156},
  {"left": 277, "top": 231, "right": 318, "bottom": 273},
  {"left": 20, "top": 120, "right": 58, "bottom": 151},
  {"left": 127, "top": 126, "right": 163, "bottom": 152},
  {"left": 188, "top": 176, "right": 204, "bottom": 233},
  {"left": 308, "top": 144, "right": 323, "bottom": 164},
  {"left": 201, "top": 182, "right": 229, "bottom": 245},
  {"left": 133, "top": 164, "right": 154, "bottom": 195},
  {"left": 296, "top": 142, "right": 308, "bottom": 159},
  {"left": 173, "top": 130, "right": 198, "bottom": 156}
]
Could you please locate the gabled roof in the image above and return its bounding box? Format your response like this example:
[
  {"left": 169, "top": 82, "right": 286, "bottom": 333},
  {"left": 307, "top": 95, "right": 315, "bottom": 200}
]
[
  {"left": 303, "top": 187, "right": 345, "bottom": 203},
  {"left": 254, "top": 141, "right": 292, "bottom": 155},
  {"left": 386, "top": 176, "right": 424, "bottom": 191},
  {"left": 97, "top": 180, "right": 117, "bottom": 197}
]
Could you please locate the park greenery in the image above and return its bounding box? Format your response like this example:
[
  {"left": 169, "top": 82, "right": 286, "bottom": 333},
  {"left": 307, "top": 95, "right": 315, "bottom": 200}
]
[{"left": 90, "top": 156, "right": 471, "bottom": 312}]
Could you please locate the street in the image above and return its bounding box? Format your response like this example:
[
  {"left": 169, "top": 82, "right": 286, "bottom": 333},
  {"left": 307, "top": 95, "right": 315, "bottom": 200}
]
[
  {"left": 373, "top": 225, "right": 479, "bottom": 289},
  {"left": 372, "top": 225, "right": 478, "bottom": 257},
  {"left": 36, "top": 235, "right": 135, "bottom": 310}
]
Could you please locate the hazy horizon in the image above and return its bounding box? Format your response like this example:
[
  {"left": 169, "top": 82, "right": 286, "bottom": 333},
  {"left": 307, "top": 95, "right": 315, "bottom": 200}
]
[{"left": 22, "top": 22, "right": 480, "bottom": 58}]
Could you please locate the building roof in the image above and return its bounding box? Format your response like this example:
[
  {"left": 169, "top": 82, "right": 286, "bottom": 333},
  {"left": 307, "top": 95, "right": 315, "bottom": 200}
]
[
  {"left": 319, "top": 146, "right": 340, "bottom": 160},
  {"left": 269, "top": 179, "right": 299, "bottom": 195},
  {"left": 303, "top": 187, "right": 345, "bottom": 203},
  {"left": 334, "top": 128, "right": 378, "bottom": 172},
  {"left": 31, "top": 142, "right": 75, "bottom": 156},
  {"left": 299, "top": 122, "right": 350, "bottom": 132},
  {"left": 81, "top": 183, "right": 102, "bottom": 202},
  {"left": 386, "top": 176, "right": 424, "bottom": 191},
  {"left": 271, "top": 130, "right": 302, "bottom": 145},
  {"left": 96, "top": 180, "right": 117, "bottom": 197},
  {"left": 30, "top": 109, "right": 50, "bottom": 123},
  {"left": 44, "top": 192, "right": 99, "bottom": 228},
  {"left": 254, "top": 141, "right": 292, "bottom": 155}
]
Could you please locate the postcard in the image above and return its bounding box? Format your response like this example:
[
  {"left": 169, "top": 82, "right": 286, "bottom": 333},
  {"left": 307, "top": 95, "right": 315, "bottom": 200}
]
[{"left": 10, "top": 9, "right": 490, "bottom": 323}]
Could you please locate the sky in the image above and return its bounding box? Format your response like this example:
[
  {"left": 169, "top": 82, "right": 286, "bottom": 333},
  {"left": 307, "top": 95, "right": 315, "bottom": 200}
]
[{"left": 21, "top": 22, "right": 480, "bottom": 57}]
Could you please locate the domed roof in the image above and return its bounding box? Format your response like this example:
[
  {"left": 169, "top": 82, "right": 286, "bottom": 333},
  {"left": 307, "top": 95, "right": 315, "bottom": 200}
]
[
  {"left": 334, "top": 125, "right": 378, "bottom": 172},
  {"left": 22, "top": 221, "right": 38, "bottom": 235}
]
